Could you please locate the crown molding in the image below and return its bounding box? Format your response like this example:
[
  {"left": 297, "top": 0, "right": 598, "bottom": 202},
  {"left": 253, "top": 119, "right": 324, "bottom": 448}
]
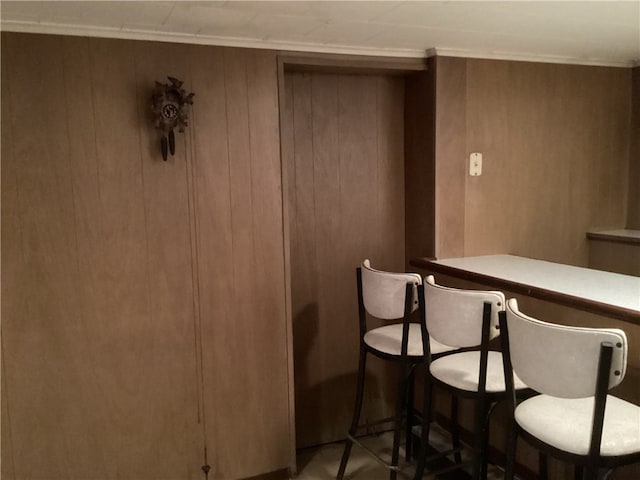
[
  {"left": 2, "top": 20, "right": 637, "bottom": 68},
  {"left": 428, "top": 47, "right": 636, "bottom": 69},
  {"left": 0, "top": 20, "right": 426, "bottom": 59}
]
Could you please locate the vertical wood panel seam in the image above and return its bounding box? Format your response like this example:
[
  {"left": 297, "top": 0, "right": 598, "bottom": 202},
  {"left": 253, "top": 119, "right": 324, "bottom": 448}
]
[
  {"left": 56, "top": 37, "right": 80, "bottom": 476},
  {"left": 86, "top": 38, "right": 105, "bottom": 246},
  {"left": 433, "top": 63, "right": 439, "bottom": 257},
  {"left": 186, "top": 125, "right": 203, "bottom": 426},
  {"left": 85, "top": 40, "right": 111, "bottom": 457},
  {"left": 291, "top": 75, "right": 299, "bottom": 275},
  {"left": 215, "top": 51, "right": 234, "bottom": 474},
  {"left": 245, "top": 53, "right": 257, "bottom": 279},
  {"left": 1, "top": 344, "right": 16, "bottom": 479},
  {"left": 2, "top": 36, "right": 20, "bottom": 478},
  {"left": 310, "top": 74, "right": 319, "bottom": 299},
  {"left": 336, "top": 77, "right": 342, "bottom": 266},
  {"left": 375, "top": 77, "right": 381, "bottom": 261},
  {"left": 185, "top": 74, "right": 209, "bottom": 466},
  {"left": 61, "top": 37, "right": 84, "bottom": 303},
  {"left": 131, "top": 47, "right": 154, "bottom": 400},
  {"left": 60, "top": 42, "right": 95, "bottom": 473},
  {"left": 275, "top": 56, "right": 297, "bottom": 474},
  {"left": 337, "top": 76, "right": 344, "bottom": 256},
  {"left": 462, "top": 59, "right": 469, "bottom": 257},
  {"left": 625, "top": 68, "right": 634, "bottom": 226},
  {"left": 185, "top": 50, "right": 204, "bottom": 428},
  {"left": 3, "top": 36, "right": 26, "bottom": 269},
  {"left": 222, "top": 52, "right": 237, "bottom": 297},
  {"left": 285, "top": 72, "right": 298, "bottom": 441}
]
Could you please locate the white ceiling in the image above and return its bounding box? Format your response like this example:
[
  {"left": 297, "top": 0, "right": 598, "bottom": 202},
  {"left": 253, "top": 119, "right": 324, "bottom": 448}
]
[{"left": 2, "top": 1, "right": 639, "bottom": 67}]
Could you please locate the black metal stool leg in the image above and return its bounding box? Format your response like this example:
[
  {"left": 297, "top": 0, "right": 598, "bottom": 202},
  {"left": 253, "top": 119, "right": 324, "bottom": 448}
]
[
  {"left": 539, "top": 452, "right": 548, "bottom": 480},
  {"left": 412, "top": 377, "right": 433, "bottom": 459},
  {"left": 450, "top": 394, "right": 462, "bottom": 464},
  {"left": 585, "top": 466, "right": 598, "bottom": 480},
  {"left": 337, "top": 345, "right": 368, "bottom": 480},
  {"left": 405, "top": 367, "right": 416, "bottom": 462},
  {"left": 390, "top": 362, "right": 410, "bottom": 480},
  {"left": 413, "top": 363, "right": 433, "bottom": 480},
  {"left": 504, "top": 413, "right": 518, "bottom": 480},
  {"left": 480, "top": 404, "right": 492, "bottom": 480},
  {"left": 471, "top": 398, "right": 490, "bottom": 480}
]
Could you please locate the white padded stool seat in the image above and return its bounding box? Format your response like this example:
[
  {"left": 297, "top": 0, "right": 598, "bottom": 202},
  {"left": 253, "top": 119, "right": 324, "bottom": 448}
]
[
  {"left": 364, "top": 323, "right": 457, "bottom": 357},
  {"left": 430, "top": 351, "right": 527, "bottom": 393},
  {"left": 515, "top": 394, "right": 640, "bottom": 457}
]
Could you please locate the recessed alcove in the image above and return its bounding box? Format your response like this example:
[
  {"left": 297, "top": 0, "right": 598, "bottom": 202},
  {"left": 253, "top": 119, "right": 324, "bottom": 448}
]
[{"left": 587, "top": 229, "right": 640, "bottom": 276}]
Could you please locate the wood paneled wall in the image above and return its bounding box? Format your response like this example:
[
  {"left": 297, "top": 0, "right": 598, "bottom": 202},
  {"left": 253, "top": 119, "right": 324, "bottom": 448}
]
[
  {"left": 282, "top": 71, "right": 405, "bottom": 447},
  {"left": 404, "top": 60, "right": 436, "bottom": 265},
  {"left": 588, "top": 240, "right": 640, "bottom": 276},
  {"left": 1, "top": 33, "right": 289, "bottom": 480},
  {"left": 434, "top": 57, "right": 468, "bottom": 260},
  {"left": 628, "top": 67, "right": 640, "bottom": 229},
  {"left": 434, "top": 57, "right": 631, "bottom": 266}
]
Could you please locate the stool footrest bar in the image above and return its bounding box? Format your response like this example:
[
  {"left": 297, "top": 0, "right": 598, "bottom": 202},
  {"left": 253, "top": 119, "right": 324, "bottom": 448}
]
[
  {"left": 347, "top": 434, "right": 400, "bottom": 471},
  {"left": 348, "top": 433, "right": 419, "bottom": 475}
]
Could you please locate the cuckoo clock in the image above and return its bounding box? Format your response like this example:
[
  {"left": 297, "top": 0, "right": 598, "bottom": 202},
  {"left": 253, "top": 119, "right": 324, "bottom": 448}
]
[{"left": 151, "top": 76, "right": 194, "bottom": 161}]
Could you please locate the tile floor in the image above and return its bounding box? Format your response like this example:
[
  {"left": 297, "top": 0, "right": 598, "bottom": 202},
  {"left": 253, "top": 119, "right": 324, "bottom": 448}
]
[{"left": 295, "top": 424, "right": 505, "bottom": 480}]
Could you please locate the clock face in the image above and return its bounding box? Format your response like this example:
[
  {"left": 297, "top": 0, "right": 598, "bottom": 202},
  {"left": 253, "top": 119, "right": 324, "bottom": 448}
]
[{"left": 161, "top": 102, "right": 179, "bottom": 120}]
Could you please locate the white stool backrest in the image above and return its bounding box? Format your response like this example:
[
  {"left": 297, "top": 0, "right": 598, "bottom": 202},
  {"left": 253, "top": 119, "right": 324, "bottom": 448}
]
[
  {"left": 361, "top": 259, "right": 422, "bottom": 320},
  {"left": 505, "top": 298, "right": 627, "bottom": 398},
  {"left": 424, "top": 275, "right": 505, "bottom": 348}
]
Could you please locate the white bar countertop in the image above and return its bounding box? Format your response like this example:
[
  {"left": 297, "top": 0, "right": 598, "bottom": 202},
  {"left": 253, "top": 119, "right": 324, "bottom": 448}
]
[{"left": 411, "top": 255, "right": 640, "bottom": 323}]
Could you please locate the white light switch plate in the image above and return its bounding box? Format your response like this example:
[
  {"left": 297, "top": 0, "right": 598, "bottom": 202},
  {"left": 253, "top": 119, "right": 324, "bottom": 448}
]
[{"left": 470, "top": 152, "right": 482, "bottom": 176}]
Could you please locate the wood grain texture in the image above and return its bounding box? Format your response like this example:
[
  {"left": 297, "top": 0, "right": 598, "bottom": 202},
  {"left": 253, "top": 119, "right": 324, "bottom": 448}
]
[
  {"left": 277, "top": 58, "right": 298, "bottom": 474},
  {"left": 434, "top": 57, "right": 467, "bottom": 259},
  {"left": 280, "top": 51, "right": 426, "bottom": 75},
  {"left": 187, "top": 44, "right": 233, "bottom": 476},
  {"left": 376, "top": 76, "right": 406, "bottom": 269},
  {"left": 130, "top": 39, "right": 202, "bottom": 478},
  {"left": 404, "top": 60, "right": 436, "bottom": 267},
  {"left": 239, "top": 48, "right": 290, "bottom": 476},
  {"left": 588, "top": 240, "right": 640, "bottom": 277},
  {"left": 1, "top": 31, "right": 19, "bottom": 480},
  {"left": 284, "top": 71, "right": 405, "bottom": 447},
  {"left": 190, "top": 46, "right": 290, "bottom": 478},
  {"left": 1, "top": 32, "right": 290, "bottom": 480},
  {"left": 3, "top": 33, "right": 105, "bottom": 479},
  {"left": 462, "top": 59, "right": 631, "bottom": 266},
  {"left": 628, "top": 67, "right": 640, "bottom": 229},
  {"left": 1, "top": 33, "right": 202, "bottom": 479},
  {"left": 586, "top": 230, "right": 640, "bottom": 245},
  {"left": 430, "top": 57, "right": 632, "bottom": 267}
]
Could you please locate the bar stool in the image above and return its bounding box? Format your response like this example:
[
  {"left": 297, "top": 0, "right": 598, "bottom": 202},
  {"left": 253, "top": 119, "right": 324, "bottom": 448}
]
[
  {"left": 336, "top": 260, "right": 457, "bottom": 480},
  {"left": 500, "top": 299, "right": 640, "bottom": 480},
  {"left": 413, "top": 276, "right": 528, "bottom": 480}
]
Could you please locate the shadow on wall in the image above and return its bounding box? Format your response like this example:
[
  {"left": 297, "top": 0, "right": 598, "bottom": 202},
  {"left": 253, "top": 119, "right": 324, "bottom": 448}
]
[{"left": 292, "top": 302, "right": 397, "bottom": 454}]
